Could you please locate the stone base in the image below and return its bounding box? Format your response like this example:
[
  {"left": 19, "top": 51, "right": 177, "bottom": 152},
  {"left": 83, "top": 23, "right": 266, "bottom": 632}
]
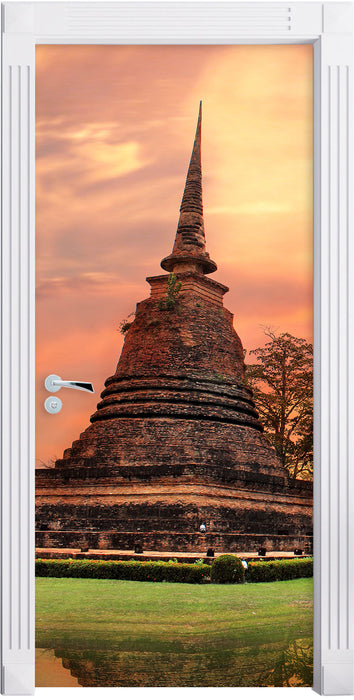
[
  {"left": 36, "top": 452, "right": 312, "bottom": 554},
  {"left": 35, "top": 547, "right": 311, "bottom": 563},
  {"left": 34, "top": 529, "right": 313, "bottom": 558},
  {"left": 35, "top": 530, "right": 312, "bottom": 554}
]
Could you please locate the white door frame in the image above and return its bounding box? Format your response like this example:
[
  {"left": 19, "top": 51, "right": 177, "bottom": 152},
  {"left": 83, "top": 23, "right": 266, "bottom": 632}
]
[{"left": 1, "top": 2, "right": 353, "bottom": 695}]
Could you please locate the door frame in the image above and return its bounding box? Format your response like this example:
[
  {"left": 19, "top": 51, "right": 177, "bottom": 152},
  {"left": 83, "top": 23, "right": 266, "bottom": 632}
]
[{"left": 1, "top": 1, "right": 353, "bottom": 694}]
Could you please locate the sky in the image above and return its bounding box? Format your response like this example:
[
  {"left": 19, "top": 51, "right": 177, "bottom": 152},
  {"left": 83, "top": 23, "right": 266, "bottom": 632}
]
[{"left": 35, "top": 45, "right": 313, "bottom": 466}]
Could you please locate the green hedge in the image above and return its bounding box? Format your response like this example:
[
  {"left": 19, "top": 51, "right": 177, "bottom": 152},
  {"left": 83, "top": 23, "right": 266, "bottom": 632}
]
[
  {"left": 35, "top": 558, "right": 210, "bottom": 584},
  {"left": 246, "top": 557, "right": 313, "bottom": 583},
  {"left": 35, "top": 556, "right": 313, "bottom": 584},
  {"left": 211, "top": 555, "right": 245, "bottom": 584}
]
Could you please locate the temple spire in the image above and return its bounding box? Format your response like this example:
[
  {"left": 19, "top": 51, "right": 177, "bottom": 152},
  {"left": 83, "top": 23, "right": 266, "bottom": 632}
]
[
  {"left": 161, "top": 102, "right": 217, "bottom": 275},
  {"left": 179, "top": 100, "right": 203, "bottom": 220}
]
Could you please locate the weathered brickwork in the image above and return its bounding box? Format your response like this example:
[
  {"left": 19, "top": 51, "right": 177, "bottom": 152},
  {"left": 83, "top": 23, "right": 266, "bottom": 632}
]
[{"left": 35, "top": 104, "right": 312, "bottom": 553}]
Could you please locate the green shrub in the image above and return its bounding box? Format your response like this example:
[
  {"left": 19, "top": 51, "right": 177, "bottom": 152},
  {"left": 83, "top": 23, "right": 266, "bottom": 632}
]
[
  {"left": 120, "top": 321, "right": 132, "bottom": 334},
  {"left": 35, "top": 558, "right": 210, "bottom": 584},
  {"left": 157, "top": 273, "right": 182, "bottom": 311},
  {"left": 210, "top": 555, "right": 245, "bottom": 584},
  {"left": 246, "top": 557, "right": 313, "bottom": 583},
  {"left": 118, "top": 312, "right": 134, "bottom": 334},
  {"left": 35, "top": 556, "right": 313, "bottom": 585}
]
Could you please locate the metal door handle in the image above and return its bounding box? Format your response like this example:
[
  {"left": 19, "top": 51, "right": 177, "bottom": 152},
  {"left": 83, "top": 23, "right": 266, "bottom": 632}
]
[{"left": 45, "top": 374, "right": 94, "bottom": 394}]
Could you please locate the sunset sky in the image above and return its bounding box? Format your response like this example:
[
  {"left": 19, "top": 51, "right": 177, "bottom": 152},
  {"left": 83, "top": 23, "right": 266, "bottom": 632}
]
[{"left": 35, "top": 45, "right": 313, "bottom": 466}]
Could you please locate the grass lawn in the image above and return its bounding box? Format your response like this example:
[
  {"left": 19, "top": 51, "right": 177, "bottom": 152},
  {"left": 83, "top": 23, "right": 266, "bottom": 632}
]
[{"left": 36, "top": 577, "right": 313, "bottom": 687}]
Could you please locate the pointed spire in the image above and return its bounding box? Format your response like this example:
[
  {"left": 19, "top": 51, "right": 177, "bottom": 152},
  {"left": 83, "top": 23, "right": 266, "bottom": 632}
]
[
  {"left": 179, "top": 100, "right": 203, "bottom": 221},
  {"left": 161, "top": 102, "right": 217, "bottom": 275}
]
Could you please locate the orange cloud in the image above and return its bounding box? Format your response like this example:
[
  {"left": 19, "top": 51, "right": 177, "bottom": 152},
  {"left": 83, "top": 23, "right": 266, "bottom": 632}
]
[{"left": 35, "top": 45, "right": 313, "bottom": 465}]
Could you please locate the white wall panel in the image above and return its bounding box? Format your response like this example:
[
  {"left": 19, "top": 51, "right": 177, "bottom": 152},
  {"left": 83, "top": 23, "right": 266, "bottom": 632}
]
[
  {"left": 1, "top": 2, "right": 353, "bottom": 695},
  {"left": 1, "top": 32, "right": 35, "bottom": 696}
]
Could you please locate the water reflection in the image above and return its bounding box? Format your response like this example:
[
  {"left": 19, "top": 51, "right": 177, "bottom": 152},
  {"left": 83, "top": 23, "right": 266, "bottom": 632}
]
[
  {"left": 36, "top": 638, "right": 313, "bottom": 687},
  {"left": 36, "top": 649, "right": 80, "bottom": 687},
  {"left": 257, "top": 638, "right": 313, "bottom": 687}
]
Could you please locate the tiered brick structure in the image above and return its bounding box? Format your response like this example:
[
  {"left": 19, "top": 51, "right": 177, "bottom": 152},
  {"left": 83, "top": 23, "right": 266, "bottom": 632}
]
[{"left": 36, "top": 103, "right": 312, "bottom": 553}]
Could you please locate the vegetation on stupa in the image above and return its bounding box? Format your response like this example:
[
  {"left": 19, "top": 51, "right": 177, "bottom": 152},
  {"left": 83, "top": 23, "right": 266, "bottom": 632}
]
[
  {"left": 118, "top": 312, "right": 134, "bottom": 335},
  {"left": 157, "top": 273, "right": 182, "bottom": 311}
]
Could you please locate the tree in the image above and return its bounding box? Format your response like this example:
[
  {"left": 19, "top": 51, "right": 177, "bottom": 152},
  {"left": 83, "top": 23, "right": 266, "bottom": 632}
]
[{"left": 246, "top": 330, "right": 313, "bottom": 480}]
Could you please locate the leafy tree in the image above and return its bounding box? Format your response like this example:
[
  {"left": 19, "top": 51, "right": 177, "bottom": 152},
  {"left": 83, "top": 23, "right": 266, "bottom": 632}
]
[{"left": 246, "top": 330, "right": 313, "bottom": 480}]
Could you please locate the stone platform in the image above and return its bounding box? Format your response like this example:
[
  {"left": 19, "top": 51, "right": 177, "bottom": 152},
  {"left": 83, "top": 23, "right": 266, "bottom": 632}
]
[{"left": 35, "top": 547, "right": 310, "bottom": 564}]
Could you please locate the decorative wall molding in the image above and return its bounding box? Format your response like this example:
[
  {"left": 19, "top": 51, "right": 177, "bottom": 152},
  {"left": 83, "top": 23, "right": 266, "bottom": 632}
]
[
  {"left": 1, "top": 2, "right": 353, "bottom": 695},
  {"left": 313, "top": 30, "right": 354, "bottom": 696},
  {"left": 3, "top": 2, "right": 325, "bottom": 41},
  {"left": 1, "top": 30, "right": 35, "bottom": 696}
]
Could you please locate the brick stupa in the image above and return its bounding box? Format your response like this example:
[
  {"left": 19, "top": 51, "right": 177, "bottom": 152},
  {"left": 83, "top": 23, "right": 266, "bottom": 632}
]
[{"left": 36, "top": 104, "right": 312, "bottom": 553}]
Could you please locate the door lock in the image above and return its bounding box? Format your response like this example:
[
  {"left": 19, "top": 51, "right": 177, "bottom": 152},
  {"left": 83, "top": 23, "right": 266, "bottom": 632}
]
[{"left": 44, "top": 396, "right": 63, "bottom": 414}]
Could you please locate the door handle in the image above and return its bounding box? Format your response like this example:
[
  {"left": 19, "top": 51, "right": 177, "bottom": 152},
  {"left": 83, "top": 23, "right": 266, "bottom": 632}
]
[{"left": 45, "top": 374, "right": 94, "bottom": 394}]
